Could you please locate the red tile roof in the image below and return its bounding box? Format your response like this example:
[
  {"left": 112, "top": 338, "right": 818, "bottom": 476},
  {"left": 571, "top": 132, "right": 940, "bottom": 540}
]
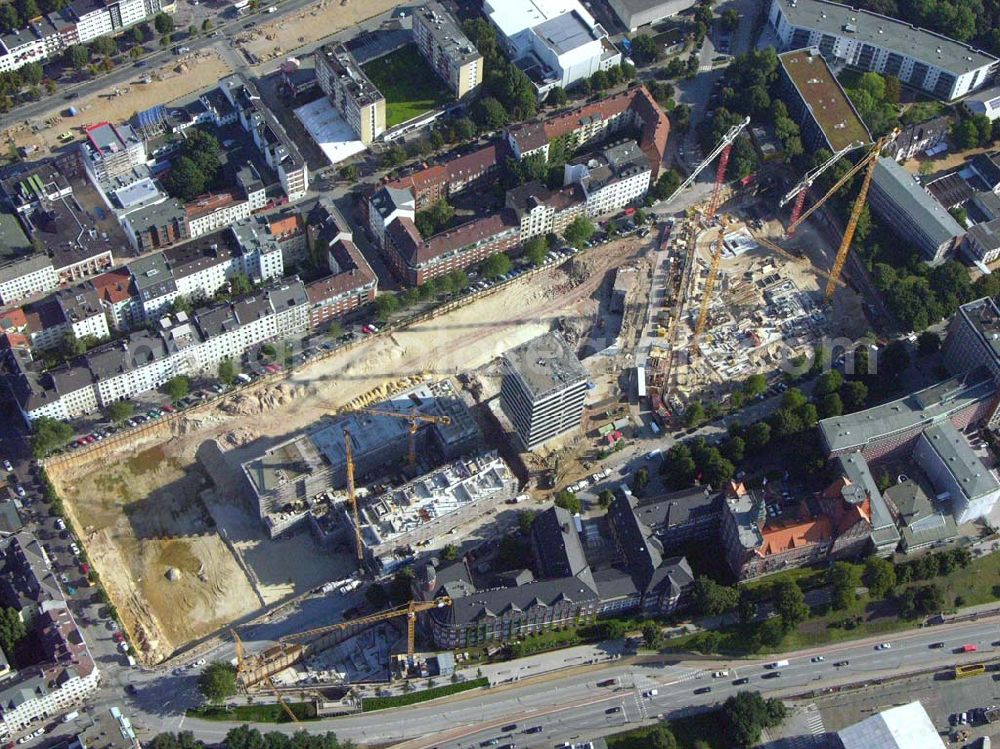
[
  {"left": 0, "top": 306, "right": 28, "bottom": 330},
  {"left": 268, "top": 214, "right": 302, "bottom": 238},
  {"left": 759, "top": 516, "right": 833, "bottom": 556},
  {"left": 185, "top": 191, "right": 241, "bottom": 220},
  {"left": 90, "top": 268, "right": 135, "bottom": 305},
  {"left": 446, "top": 144, "right": 500, "bottom": 182},
  {"left": 418, "top": 210, "right": 518, "bottom": 264}
]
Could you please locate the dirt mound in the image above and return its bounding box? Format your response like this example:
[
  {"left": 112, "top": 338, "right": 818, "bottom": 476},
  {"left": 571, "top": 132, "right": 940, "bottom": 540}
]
[
  {"left": 222, "top": 427, "right": 258, "bottom": 447},
  {"left": 219, "top": 382, "right": 304, "bottom": 416}
]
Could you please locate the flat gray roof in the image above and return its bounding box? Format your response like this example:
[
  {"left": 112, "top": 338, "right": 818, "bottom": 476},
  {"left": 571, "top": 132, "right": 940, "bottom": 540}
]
[
  {"left": 872, "top": 157, "right": 964, "bottom": 248},
  {"left": 957, "top": 297, "right": 1000, "bottom": 364},
  {"left": 0, "top": 212, "right": 31, "bottom": 261},
  {"left": 921, "top": 421, "right": 1000, "bottom": 500},
  {"left": 128, "top": 253, "right": 172, "bottom": 291},
  {"left": 820, "top": 369, "right": 996, "bottom": 453},
  {"left": 534, "top": 11, "right": 597, "bottom": 55},
  {"left": 772, "top": 0, "right": 996, "bottom": 74},
  {"left": 504, "top": 332, "right": 588, "bottom": 400}
]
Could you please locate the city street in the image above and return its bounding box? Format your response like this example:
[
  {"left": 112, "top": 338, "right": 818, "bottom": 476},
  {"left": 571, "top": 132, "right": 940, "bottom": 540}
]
[{"left": 119, "top": 615, "right": 1000, "bottom": 747}]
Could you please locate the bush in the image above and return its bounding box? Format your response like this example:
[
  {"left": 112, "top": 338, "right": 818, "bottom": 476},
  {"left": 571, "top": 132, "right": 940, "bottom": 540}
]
[
  {"left": 361, "top": 678, "right": 488, "bottom": 711},
  {"left": 554, "top": 489, "right": 581, "bottom": 514}
]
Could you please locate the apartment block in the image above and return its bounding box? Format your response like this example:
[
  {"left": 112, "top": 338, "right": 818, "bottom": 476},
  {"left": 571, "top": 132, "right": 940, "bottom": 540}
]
[
  {"left": 81, "top": 122, "right": 147, "bottom": 183},
  {"left": 563, "top": 140, "right": 652, "bottom": 217},
  {"left": 314, "top": 43, "right": 386, "bottom": 145},
  {"left": 868, "top": 157, "right": 965, "bottom": 263},
  {"left": 185, "top": 192, "right": 253, "bottom": 240},
  {"left": 411, "top": 1, "right": 483, "bottom": 99},
  {"left": 500, "top": 332, "right": 588, "bottom": 450},
  {"left": 768, "top": 0, "right": 996, "bottom": 101}
]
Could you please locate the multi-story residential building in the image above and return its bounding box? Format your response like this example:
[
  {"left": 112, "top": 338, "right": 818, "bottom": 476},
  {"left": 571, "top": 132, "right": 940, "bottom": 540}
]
[
  {"left": 962, "top": 219, "right": 1000, "bottom": 265},
  {"left": 120, "top": 197, "right": 188, "bottom": 253},
  {"left": 385, "top": 210, "right": 521, "bottom": 285},
  {"left": 236, "top": 163, "right": 267, "bottom": 212},
  {"left": 185, "top": 192, "right": 252, "bottom": 240},
  {"left": 304, "top": 201, "right": 377, "bottom": 328},
  {"left": 314, "top": 44, "right": 386, "bottom": 145},
  {"left": 353, "top": 452, "right": 517, "bottom": 570},
  {"left": 267, "top": 212, "right": 307, "bottom": 269},
  {"left": 612, "top": 486, "right": 722, "bottom": 552},
  {"left": 912, "top": 421, "right": 1000, "bottom": 524},
  {"left": 411, "top": 1, "right": 483, "bottom": 99},
  {"left": 6, "top": 278, "right": 309, "bottom": 423},
  {"left": 0, "top": 533, "right": 99, "bottom": 736},
  {"left": 68, "top": 707, "right": 142, "bottom": 749},
  {"left": 964, "top": 84, "right": 1000, "bottom": 121},
  {"left": 368, "top": 186, "right": 416, "bottom": 247},
  {"left": 767, "top": 0, "right": 997, "bottom": 101},
  {"left": 128, "top": 253, "right": 179, "bottom": 320},
  {"left": 504, "top": 182, "right": 586, "bottom": 241},
  {"left": 942, "top": 297, "right": 1000, "bottom": 414},
  {"left": 22, "top": 286, "right": 110, "bottom": 352},
  {"left": 81, "top": 122, "right": 147, "bottom": 184},
  {"left": 777, "top": 48, "right": 871, "bottom": 154},
  {"left": 0, "top": 255, "right": 58, "bottom": 307},
  {"left": 868, "top": 156, "right": 965, "bottom": 263},
  {"left": 0, "top": 0, "right": 166, "bottom": 72},
  {"left": 888, "top": 115, "right": 950, "bottom": 162},
  {"left": 90, "top": 269, "right": 139, "bottom": 330},
  {"left": 506, "top": 86, "right": 670, "bottom": 181},
  {"left": 500, "top": 332, "right": 588, "bottom": 450},
  {"left": 563, "top": 140, "right": 652, "bottom": 217},
  {"left": 162, "top": 237, "right": 234, "bottom": 303},
  {"left": 229, "top": 218, "right": 285, "bottom": 283},
  {"left": 483, "top": 0, "right": 621, "bottom": 94},
  {"left": 218, "top": 75, "right": 309, "bottom": 201}
]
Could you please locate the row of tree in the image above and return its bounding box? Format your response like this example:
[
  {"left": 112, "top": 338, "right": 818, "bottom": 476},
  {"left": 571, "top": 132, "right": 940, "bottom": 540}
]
[{"left": 150, "top": 728, "right": 348, "bottom": 749}]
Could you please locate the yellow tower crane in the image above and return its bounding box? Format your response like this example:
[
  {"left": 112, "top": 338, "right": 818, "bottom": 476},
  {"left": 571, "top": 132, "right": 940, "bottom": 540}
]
[
  {"left": 344, "top": 427, "right": 363, "bottom": 561},
  {"left": 355, "top": 407, "right": 452, "bottom": 469},
  {"left": 785, "top": 130, "right": 899, "bottom": 301},
  {"left": 279, "top": 597, "right": 453, "bottom": 657}
]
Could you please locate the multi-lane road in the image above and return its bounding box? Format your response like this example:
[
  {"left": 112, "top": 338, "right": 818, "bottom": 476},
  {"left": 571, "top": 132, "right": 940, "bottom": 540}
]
[{"left": 107, "top": 613, "right": 1000, "bottom": 749}]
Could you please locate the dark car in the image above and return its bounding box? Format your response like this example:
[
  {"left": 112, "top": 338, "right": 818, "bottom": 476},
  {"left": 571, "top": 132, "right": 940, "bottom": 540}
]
[
  {"left": 762, "top": 672, "right": 782, "bottom": 680},
  {"left": 605, "top": 706, "right": 622, "bottom": 714},
  {"left": 524, "top": 727, "right": 543, "bottom": 734},
  {"left": 732, "top": 677, "right": 750, "bottom": 685},
  {"left": 694, "top": 686, "right": 713, "bottom": 694},
  {"left": 479, "top": 740, "right": 498, "bottom": 747},
  {"left": 929, "top": 642, "right": 945, "bottom": 648},
  {"left": 833, "top": 660, "right": 850, "bottom": 667},
  {"left": 501, "top": 725, "right": 517, "bottom": 733}
]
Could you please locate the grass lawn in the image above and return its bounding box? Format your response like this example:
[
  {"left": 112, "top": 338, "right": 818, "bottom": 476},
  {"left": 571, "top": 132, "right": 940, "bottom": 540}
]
[
  {"left": 607, "top": 713, "right": 726, "bottom": 749},
  {"left": 931, "top": 548, "right": 1000, "bottom": 607},
  {"left": 362, "top": 44, "right": 453, "bottom": 128}
]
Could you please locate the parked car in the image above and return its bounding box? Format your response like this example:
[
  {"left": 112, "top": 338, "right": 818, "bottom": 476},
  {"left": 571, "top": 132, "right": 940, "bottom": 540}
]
[
  {"left": 2, "top": 460, "right": 12, "bottom": 472},
  {"left": 875, "top": 642, "right": 892, "bottom": 650}
]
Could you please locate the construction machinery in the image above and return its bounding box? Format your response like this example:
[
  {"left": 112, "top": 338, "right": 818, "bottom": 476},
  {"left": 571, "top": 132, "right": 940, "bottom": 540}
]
[
  {"left": 354, "top": 407, "right": 452, "bottom": 469},
  {"left": 233, "top": 597, "right": 453, "bottom": 690},
  {"left": 787, "top": 131, "right": 899, "bottom": 301},
  {"left": 692, "top": 216, "right": 734, "bottom": 341},
  {"left": 664, "top": 116, "right": 750, "bottom": 210},
  {"left": 345, "top": 427, "right": 363, "bottom": 561},
  {"left": 751, "top": 232, "right": 845, "bottom": 289},
  {"left": 779, "top": 141, "right": 862, "bottom": 234}
]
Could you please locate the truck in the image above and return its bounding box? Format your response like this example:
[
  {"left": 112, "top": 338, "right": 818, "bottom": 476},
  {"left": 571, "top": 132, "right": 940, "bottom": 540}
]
[
  {"left": 766, "top": 660, "right": 789, "bottom": 669},
  {"left": 62, "top": 712, "right": 79, "bottom": 723}
]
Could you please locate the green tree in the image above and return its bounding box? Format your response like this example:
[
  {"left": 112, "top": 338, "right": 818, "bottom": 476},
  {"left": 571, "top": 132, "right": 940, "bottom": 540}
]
[
  {"left": 774, "top": 580, "right": 809, "bottom": 630},
  {"left": 229, "top": 272, "right": 253, "bottom": 298},
  {"left": 863, "top": 556, "right": 897, "bottom": 598},
  {"left": 339, "top": 163, "right": 358, "bottom": 181},
  {"left": 518, "top": 510, "right": 536, "bottom": 535},
  {"left": 164, "top": 376, "right": 191, "bottom": 403},
  {"left": 814, "top": 369, "right": 843, "bottom": 396},
  {"left": 721, "top": 691, "right": 786, "bottom": 747},
  {"left": 641, "top": 621, "right": 663, "bottom": 650},
  {"left": 737, "top": 590, "right": 758, "bottom": 625},
  {"left": 546, "top": 86, "right": 567, "bottom": 107},
  {"left": 218, "top": 358, "right": 238, "bottom": 386},
  {"left": 108, "top": 401, "right": 134, "bottom": 425},
  {"left": 0, "top": 606, "right": 25, "bottom": 662},
  {"left": 818, "top": 393, "right": 843, "bottom": 418},
  {"left": 630, "top": 34, "right": 660, "bottom": 65},
  {"left": 153, "top": 11, "right": 173, "bottom": 34},
  {"left": 840, "top": 380, "right": 868, "bottom": 412},
  {"left": 471, "top": 96, "right": 508, "bottom": 130},
  {"left": 523, "top": 235, "right": 548, "bottom": 266},
  {"left": 480, "top": 252, "right": 512, "bottom": 279},
  {"left": 187, "top": 23, "right": 197, "bottom": 37},
  {"left": 828, "top": 561, "right": 862, "bottom": 611},
  {"left": 563, "top": 216, "right": 595, "bottom": 247},
  {"left": 441, "top": 544, "right": 459, "bottom": 562},
  {"left": 201, "top": 18, "right": 212, "bottom": 32},
  {"left": 452, "top": 117, "right": 476, "bottom": 141},
  {"left": 598, "top": 489, "right": 615, "bottom": 509},
  {"left": 661, "top": 443, "right": 697, "bottom": 489},
  {"left": 684, "top": 401, "right": 705, "bottom": 428},
  {"left": 198, "top": 661, "right": 236, "bottom": 702},
  {"left": 652, "top": 169, "right": 681, "bottom": 201},
  {"left": 381, "top": 142, "right": 406, "bottom": 168},
  {"left": 90, "top": 36, "right": 116, "bottom": 57},
  {"left": 720, "top": 7, "right": 740, "bottom": 30},
  {"left": 743, "top": 373, "right": 767, "bottom": 397},
  {"left": 374, "top": 293, "right": 400, "bottom": 323},
  {"left": 554, "top": 489, "right": 581, "bottom": 514},
  {"left": 721, "top": 436, "right": 745, "bottom": 463},
  {"left": 691, "top": 577, "right": 739, "bottom": 616},
  {"left": 631, "top": 466, "right": 650, "bottom": 494},
  {"left": 745, "top": 421, "right": 771, "bottom": 452},
  {"left": 30, "top": 416, "right": 74, "bottom": 458},
  {"left": 66, "top": 44, "right": 89, "bottom": 70}
]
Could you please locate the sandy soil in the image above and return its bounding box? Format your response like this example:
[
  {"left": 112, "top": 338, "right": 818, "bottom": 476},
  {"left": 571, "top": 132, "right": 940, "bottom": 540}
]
[
  {"left": 48, "top": 443, "right": 258, "bottom": 663},
  {"left": 5, "top": 51, "right": 232, "bottom": 155},
  {"left": 43, "top": 243, "right": 640, "bottom": 659},
  {"left": 241, "top": 0, "right": 403, "bottom": 62}
]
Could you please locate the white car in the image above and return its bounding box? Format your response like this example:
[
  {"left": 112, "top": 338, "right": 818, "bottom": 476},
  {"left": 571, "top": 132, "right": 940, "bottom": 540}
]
[
  {"left": 194, "top": 658, "right": 206, "bottom": 667},
  {"left": 2, "top": 460, "right": 12, "bottom": 472},
  {"left": 876, "top": 642, "right": 892, "bottom": 650},
  {"left": 712, "top": 670, "right": 730, "bottom": 678},
  {"left": 70, "top": 543, "right": 80, "bottom": 555},
  {"left": 810, "top": 656, "right": 825, "bottom": 662},
  {"left": 55, "top": 518, "right": 66, "bottom": 531},
  {"left": 15, "top": 485, "right": 25, "bottom": 498}
]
